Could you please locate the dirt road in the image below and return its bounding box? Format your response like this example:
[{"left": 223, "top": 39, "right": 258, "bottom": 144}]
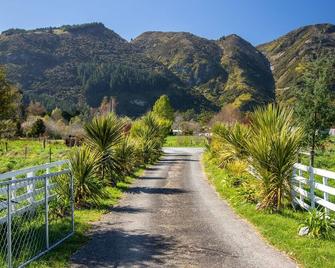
[{"left": 71, "top": 148, "right": 296, "bottom": 267}]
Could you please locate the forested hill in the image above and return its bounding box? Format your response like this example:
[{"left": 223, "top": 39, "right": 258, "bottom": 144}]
[
  {"left": 257, "top": 23, "right": 335, "bottom": 101},
  {"left": 0, "top": 22, "right": 333, "bottom": 116}
]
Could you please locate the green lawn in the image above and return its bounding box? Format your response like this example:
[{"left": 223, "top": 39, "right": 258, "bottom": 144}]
[
  {"left": 164, "top": 135, "right": 207, "bottom": 147},
  {"left": 0, "top": 139, "right": 70, "bottom": 173},
  {"left": 203, "top": 153, "right": 335, "bottom": 268}
]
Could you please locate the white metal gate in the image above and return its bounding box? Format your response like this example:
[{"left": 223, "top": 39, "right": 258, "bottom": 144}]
[{"left": 0, "top": 160, "right": 74, "bottom": 267}]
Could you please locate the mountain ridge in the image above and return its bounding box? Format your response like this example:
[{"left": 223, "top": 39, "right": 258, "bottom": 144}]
[{"left": 0, "top": 22, "right": 333, "bottom": 116}]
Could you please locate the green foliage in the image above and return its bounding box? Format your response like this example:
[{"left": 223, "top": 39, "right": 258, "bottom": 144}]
[
  {"left": 300, "top": 209, "right": 335, "bottom": 239},
  {"left": 84, "top": 114, "right": 125, "bottom": 185},
  {"left": 152, "top": 95, "right": 174, "bottom": 123},
  {"left": 114, "top": 137, "right": 138, "bottom": 178},
  {"left": 246, "top": 104, "right": 303, "bottom": 211},
  {"left": 212, "top": 123, "right": 250, "bottom": 166},
  {"left": 0, "top": 67, "right": 21, "bottom": 138},
  {"left": 0, "top": 120, "right": 17, "bottom": 138},
  {"left": 131, "top": 112, "right": 165, "bottom": 163},
  {"left": 69, "top": 146, "right": 106, "bottom": 206},
  {"left": 164, "top": 135, "right": 207, "bottom": 147},
  {"left": 294, "top": 57, "right": 335, "bottom": 149},
  {"left": 210, "top": 104, "right": 303, "bottom": 211},
  {"left": 0, "top": 67, "right": 21, "bottom": 121},
  {"left": 29, "top": 119, "right": 46, "bottom": 137}
]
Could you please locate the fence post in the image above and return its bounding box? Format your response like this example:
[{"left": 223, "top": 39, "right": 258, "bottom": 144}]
[
  {"left": 298, "top": 169, "right": 303, "bottom": 203},
  {"left": 291, "top": 167, "right": 296, "bottom": 209},
  {"left": 27, "top": 172, "right": 35, "bottom": 205},
  {"left": 7, "top": 184, "right": 12, "bottom": 268},
  {"left": 11, "top": 177, "right": 16, "bottom": 213},
  {"left": 70, "top": 173, "right": 75, "bottom": 233},
  {"left": 322, "top": 176, "right": 329, "bottom": 215},
  {"left": 309, "top": 166, "right": 315, "bottom": 209},
  {"left": 45, "top": 168, "right": 50, "bottom": 249}
]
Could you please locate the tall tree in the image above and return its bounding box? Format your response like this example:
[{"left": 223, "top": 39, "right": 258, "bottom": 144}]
[
  {"left": 0, "top": 67, "right": 21, "bottom": 137},
  {"left": 152, "top": 95, "right": 174, "bottom": 122},
  {"left": 294, "top": 57, "right": 335, "bottom": 165}
]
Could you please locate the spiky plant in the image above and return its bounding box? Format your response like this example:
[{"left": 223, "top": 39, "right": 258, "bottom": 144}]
[
  {"left": 246, "top": 104, "right": 303, "bottom": 211},
  {"left": 212, "top": 123, "right": 250, "bottom": 167},
  {"left": 69, "top": 146, "right": 106, "bottom": 206},
  {"left": 114, "top": 137, "right": 137, "bottom": 179},
  {"left": 131, "top": 112, "right": 164, "bottom": 163},
  {"left": 84, "top": 114, "right": 125, "bottom": 185}
]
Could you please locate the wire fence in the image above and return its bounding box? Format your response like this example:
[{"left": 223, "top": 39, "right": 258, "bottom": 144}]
[{"left": 0, "top": 161, "right": 74, "bottom": 268}]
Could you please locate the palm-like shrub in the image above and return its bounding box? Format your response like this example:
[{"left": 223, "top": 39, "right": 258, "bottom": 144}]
[
  {"left": 131, "top": 113, "right": 164, "bottom": 163},
  {"left": 213, "top": 123, "right": 250, "bottom": 167},
  {"left": 84, "top": 114, "right": 125, "bottom": 184},
  {"left": 114, "top": 137, "right": 138, "bottom": 179},
  {"left": 211, "top": 104, "right": 303, "bottom": 211},
  {"left": 246, "top": 104, "right": 303, "bottom": 211},
  {"left": 69, "top": 146, "right": 106, "bottom": 206}
]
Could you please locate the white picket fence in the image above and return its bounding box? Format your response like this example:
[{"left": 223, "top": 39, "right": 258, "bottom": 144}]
[{"left": 292, "top": 163, "right": 335, "bottom": 214}]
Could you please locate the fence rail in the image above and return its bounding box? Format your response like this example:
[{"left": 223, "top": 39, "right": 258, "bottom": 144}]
[
  {"left": 0, "top": 161, "right": 74, "bottom": 268},
  {"left": 292, "top": 163, "right": 335, "bottom": 214}
]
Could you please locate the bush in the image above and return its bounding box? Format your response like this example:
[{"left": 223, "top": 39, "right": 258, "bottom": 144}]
[
  {"left": 29, "top": 119, "right": 46, "bottom": 137},
  {"left": 300, "top": 208, "right": 335, "bottom": 239},
  {"left": 69, "top": 146, "right": 106, "bottom": 206},
  {"left": 210, "top": 104, "right": 303, "bottom": 211},
  {"left": 84, "top": 114, "right": 125, "bottom": 185}
]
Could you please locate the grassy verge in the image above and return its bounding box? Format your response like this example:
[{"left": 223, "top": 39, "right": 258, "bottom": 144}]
[
  {"left": 0, "top": 139, "right": 70, "bottom": 173},
  {"left": 164, "top": 135, "right": 207, "bottom": 147},
  {"left": 28, "top": 168, "right": 145, "bottom": 268},
  {"left": 202, "top": 153, "right": 335, "bottom": 268}
]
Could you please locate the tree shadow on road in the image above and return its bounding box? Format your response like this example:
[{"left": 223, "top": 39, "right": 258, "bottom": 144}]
[
  {"left": 125, "top": 187, "right": 189, "bottom": 195},
  {"left": 71, "top": 228, "right": 177, "bottom": 267},
  {"left": 109, "top": 205, "right": 149, "bottom": 214},
  {"left": 138, "top": 176, "right": 166, "bottom": 180}
]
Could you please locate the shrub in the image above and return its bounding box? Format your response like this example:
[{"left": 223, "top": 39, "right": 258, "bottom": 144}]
[
  {"left": 130, "top": 113, "right": 165, "bottom": 163},
  {"left": 300, "top": 209, "right": 335, "bottom": 239},
  {"left": 210, "top": 104, "right": 303, "bottom": 212},
  {"left": 29, "top": 119, "right": 46, "bottom": 137},
  {"left": 84, "top": 114, "right": 125, "bottom": 185},
  {"left": 69, "top": 146, "right": 106, "bottom": 206},
  {"left": 246, "top": 104, "right": 303, "bottom": 211}
]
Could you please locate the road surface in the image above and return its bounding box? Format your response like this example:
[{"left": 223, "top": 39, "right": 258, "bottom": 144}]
[{"left": 71, "top": 147, "right": 296, "bottom": 268}]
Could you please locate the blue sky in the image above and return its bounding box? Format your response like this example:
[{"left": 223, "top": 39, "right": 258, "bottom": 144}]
[{"left": 0, "top": 0, "right": 334, "bottom": 45}]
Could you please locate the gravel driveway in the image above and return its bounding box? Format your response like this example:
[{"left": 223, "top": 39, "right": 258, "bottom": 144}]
[{"left": 71, "top": 147, "right": 297, "bottom": 268}]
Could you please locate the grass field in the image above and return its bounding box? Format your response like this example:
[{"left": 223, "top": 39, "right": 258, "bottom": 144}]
[
  {"left": 164, "top": 135, "right": 207, "bottom": 147},
  {"left": 0, "top": 139, "right": 70, "bottom": 173},
  {"left": 203, "top": 153, "right": 335, "bottom": 268}
]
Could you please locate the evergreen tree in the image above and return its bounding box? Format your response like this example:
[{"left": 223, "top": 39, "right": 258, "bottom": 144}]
[
  {"left": 294, "top": 57, "right": 335, "bottom": 165},
  {"left": 0, "top": 67, "right": 21, "bottom": 137},
  {"left": 152, "top": 95, "right": 174, "bottom": 122}
]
